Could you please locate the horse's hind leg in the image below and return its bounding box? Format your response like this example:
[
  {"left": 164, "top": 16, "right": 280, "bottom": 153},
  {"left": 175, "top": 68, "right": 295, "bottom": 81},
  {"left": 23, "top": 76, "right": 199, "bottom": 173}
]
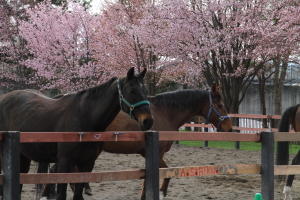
[
  {"left": 36, "top": 162, "right": 50, "bottom": 199},
  {"left": 140, "top": 156, "right": 170, "bottom": 200},
  {"left": 159, "top": 159, "right": 171, "bottom": 197},
  {"left": 42, "top": 164, "right": 57, "bottom": 199},
  {"left": 283, "top": 150, "right": 300, "bottom": 200},
  {"left": 83, "top": 183, "right": 92, "bottom": 196},
  {"left": 69, "top": 166, "right": 93, "bottom": 196},
  {"left": 20, "top": 155, "right": 31, "bottom": 193}
]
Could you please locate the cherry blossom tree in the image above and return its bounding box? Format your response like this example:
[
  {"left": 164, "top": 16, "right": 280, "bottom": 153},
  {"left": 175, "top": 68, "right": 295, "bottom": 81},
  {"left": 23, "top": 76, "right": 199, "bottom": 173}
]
[
  {"left": 19, "top": 1, "right": 110, "bottom": 91},
  {"left": 0, "top": 0, "right": 36, "bottom": 90},
  {"left": 136, "top": 0, "right": 300, "bottom": 113},
  {"left": 3, "top": 0, "right": 300, "bottom": 99},
  {"left": 18, "top": 0, "right": 162, "bottom": 92},
  {"left": 92, "top": 0, "right": 164, "bottom": 94},
  {"left": 270, "top": 1, "right": 300, "bottom": 116}
]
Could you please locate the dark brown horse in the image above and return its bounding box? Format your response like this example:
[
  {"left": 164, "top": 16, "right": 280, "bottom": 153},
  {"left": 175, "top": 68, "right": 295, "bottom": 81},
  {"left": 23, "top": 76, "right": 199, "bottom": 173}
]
[
  {"left": 0, "top": 67, "right": 153, "bottom": 200},
  {"left": 44, "top": 84, "right": 232, "bottom": 199},
  {"left": 275, "top": 104, "right": 300, "bottom": 200}
]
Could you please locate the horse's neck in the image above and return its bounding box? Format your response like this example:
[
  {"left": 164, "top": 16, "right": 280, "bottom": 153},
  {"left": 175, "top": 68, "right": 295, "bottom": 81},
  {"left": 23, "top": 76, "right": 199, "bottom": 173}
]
[
  {"left": 151, "top": 105, "right": 196, "bottom": 130},
  {"left": 76, "top": 81, "right": 120, "bottom": 131},
  {"left": 150, "top": 92, "right": 206, "bottom": 130}
]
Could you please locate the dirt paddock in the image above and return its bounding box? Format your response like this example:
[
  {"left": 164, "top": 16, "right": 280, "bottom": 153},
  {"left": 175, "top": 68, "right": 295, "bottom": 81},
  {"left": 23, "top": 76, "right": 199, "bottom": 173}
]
[{"left": 22, "top": 144, "right": 300, "bottom": 200}]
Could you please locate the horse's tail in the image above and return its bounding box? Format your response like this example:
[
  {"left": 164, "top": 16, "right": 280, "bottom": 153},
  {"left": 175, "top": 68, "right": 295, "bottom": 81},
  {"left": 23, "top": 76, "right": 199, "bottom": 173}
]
[{"left": 276, "top": 105, "right": 299, "bottom": 165}]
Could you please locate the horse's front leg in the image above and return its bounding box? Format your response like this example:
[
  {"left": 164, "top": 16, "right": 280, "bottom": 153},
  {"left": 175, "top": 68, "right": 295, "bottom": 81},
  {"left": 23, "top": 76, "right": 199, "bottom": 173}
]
[
  {"left": 56, "top": 158, "right": 72, "bottom": 200},
  {"left": 73, "top": 160, "right": 97, "bottom": 200},
  {"left": 283, "top": 150, "right": 300, "bottom": 200}
]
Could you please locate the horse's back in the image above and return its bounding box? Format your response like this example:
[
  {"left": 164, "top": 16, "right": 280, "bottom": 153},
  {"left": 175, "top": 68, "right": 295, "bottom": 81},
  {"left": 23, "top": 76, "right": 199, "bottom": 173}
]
[{"left": 0, "top": 90, "right": 57, "bottom": 131}]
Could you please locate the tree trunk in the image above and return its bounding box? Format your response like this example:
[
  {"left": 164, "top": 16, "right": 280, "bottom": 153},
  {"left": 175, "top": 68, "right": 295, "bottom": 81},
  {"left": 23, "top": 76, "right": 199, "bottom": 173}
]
[
  {"left": 258, "top": 72, "right": 268, "bottom": 128},
  {"left": 273, "top": 56, "right": 289, "bottom": 179},
  {"left": 273, "top": 56, "right": 288, "bottom": 116}
]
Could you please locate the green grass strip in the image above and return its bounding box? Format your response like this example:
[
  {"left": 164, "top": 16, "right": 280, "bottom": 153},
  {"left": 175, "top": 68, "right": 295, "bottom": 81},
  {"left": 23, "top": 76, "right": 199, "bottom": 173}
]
[{"left": 179, "top": 141, "right": 300, "bottom": 154}]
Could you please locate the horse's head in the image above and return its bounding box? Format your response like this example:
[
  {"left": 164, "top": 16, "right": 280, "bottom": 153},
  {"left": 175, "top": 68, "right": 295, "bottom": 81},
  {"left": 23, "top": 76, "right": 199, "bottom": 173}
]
[
  {"left": 204, "top": 84, "right": 232, "bottom": 132},
  {"left": 117, "top": 67, "right": 153, "bottom": 131}
]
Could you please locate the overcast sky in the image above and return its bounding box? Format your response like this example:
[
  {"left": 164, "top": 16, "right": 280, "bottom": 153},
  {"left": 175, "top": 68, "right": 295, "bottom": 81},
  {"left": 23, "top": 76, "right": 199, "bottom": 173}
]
[
  {"left": 90, "top": 0, "right": 116, "bottom": 13},
  {"left": 90, "top": 0, "right": 103, "bottom": 13}
]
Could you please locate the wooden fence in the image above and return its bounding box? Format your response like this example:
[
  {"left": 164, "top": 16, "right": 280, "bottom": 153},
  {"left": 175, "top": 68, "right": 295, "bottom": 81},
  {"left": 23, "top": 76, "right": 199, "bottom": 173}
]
[
  {"left": 183, "top": 113, "right": 281, "bottom": 133},
  {"left": 183, "top": 113, "right": 282, "bottom": 149},
  {"left": 0, "top": 130, "right": 300, "bottom": 200}
]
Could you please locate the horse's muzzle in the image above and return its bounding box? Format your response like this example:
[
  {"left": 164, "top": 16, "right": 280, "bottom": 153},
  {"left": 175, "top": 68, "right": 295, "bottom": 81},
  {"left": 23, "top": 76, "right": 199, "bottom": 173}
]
[
  {"left": 137, "top": 114, "right": 153, "bottom": 131},
  {"left": 141, "top": 118, "right": 153, "bottom": 130}
]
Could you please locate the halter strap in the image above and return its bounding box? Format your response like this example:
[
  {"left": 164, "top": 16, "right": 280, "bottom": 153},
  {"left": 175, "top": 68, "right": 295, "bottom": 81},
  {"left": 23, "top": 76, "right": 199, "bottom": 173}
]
[
  {"left": 117, "top": 79, "right": 150, "bottom": 118},
  {"left": 206, "top": 91, "right": 230, "bottom": 129}
]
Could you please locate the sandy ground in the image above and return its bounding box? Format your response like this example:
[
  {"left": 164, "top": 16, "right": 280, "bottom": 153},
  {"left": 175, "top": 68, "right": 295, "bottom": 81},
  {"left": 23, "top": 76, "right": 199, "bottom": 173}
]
[{"left": 21, "top": 144, "right": 300, "bottom": 200}]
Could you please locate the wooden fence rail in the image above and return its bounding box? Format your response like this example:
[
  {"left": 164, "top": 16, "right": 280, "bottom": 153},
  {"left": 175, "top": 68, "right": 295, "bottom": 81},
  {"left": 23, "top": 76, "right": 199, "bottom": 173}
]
[
  {"left": 183, "top": 113, "right": 281, "bottom": 133},
  {"left": 1, "top": 131, "right": 300, "bottom": 200},
  {"left": 183, "top": 113, "right": 282, "bottom": 150}
]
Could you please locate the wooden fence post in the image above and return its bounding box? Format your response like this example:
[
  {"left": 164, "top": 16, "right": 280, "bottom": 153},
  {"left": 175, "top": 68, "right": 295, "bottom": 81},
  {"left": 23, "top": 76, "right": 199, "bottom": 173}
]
[
  {"left": 145, "top": 131, "right": 159, "bottom": 200},
  {"left": 261, "top": 132, "right": 274, "bottom": 200},
  {"left": 2, "top": 131, "right": 20, "bottom": 200},
  {"left": 204, "top": 127, "right": 208, "bottom": 147},
  {"left": 234, "top": 117, "right": 240, "bottom": 150}
]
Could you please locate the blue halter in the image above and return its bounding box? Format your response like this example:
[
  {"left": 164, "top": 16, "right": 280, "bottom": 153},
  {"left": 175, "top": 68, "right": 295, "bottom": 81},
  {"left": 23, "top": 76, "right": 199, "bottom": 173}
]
[
  {"left": 206, "top": 91, "right": 230, "bottom": 130},
  {"left": 117, "top": 79, "right": 150, "bottom": 119}
]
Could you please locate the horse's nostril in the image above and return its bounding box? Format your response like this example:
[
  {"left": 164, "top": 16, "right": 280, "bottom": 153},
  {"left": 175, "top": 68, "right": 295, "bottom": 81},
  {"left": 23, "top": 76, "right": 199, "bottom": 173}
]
[{"left": 142, "top": 118, "right": 153, "bottom": 130}]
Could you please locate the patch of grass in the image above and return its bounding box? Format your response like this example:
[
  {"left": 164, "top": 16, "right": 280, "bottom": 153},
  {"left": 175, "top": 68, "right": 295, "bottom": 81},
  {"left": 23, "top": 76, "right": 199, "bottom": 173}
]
[{"left": 179, "top": 141, "right": 300, "bottom": 154}]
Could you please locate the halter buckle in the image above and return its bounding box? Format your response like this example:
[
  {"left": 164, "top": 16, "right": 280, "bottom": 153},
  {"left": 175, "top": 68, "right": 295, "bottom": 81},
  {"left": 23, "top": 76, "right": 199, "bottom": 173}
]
[{"left": 130, "top": 106, "right": 134, "bottom": 111}]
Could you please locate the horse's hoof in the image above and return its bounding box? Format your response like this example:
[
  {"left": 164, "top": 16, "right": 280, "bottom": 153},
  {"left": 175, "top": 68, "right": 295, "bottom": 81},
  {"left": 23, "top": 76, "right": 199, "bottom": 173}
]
[
  {"left": 73, "top": 197, "right": 84, "bottom": 200},
  {"left": 160, "top": 191, "right": 165, "bottom": 200},
  {"left": 40, "top": 196, "right": 56, "bottom": 200},
  {"left": 70, "top": 184, "right": 75, "bottom": 192},
  {"left": 84, "top": 188, "right": 93, "bottom": 196},
  {"left": 283, "top": 186, "right": 293, "bottom": 200}
]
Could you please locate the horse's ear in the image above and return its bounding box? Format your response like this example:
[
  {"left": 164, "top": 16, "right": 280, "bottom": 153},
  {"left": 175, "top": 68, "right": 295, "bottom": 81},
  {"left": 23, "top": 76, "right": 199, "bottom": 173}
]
[
  {"left": 127, "top": 67, "right": 135, "bottom": 80},
  {"left": 211, "top": 83, "right": 221, "bottom": 96},
  {"left": 138, "top": 68, "right": 147, "bottom": 79}
]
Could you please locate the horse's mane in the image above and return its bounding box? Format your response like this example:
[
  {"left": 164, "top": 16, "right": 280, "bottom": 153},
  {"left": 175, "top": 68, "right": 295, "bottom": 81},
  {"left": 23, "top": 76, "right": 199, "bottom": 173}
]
[
  {"left": 149, "top": 89, "right": 208, "bottom": 111},
  {"left": 53, "top": 77, "right": 118, "bottom": 99},
  {"left": 76, "top": 77, "right": 118, "bottom": 97}
]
